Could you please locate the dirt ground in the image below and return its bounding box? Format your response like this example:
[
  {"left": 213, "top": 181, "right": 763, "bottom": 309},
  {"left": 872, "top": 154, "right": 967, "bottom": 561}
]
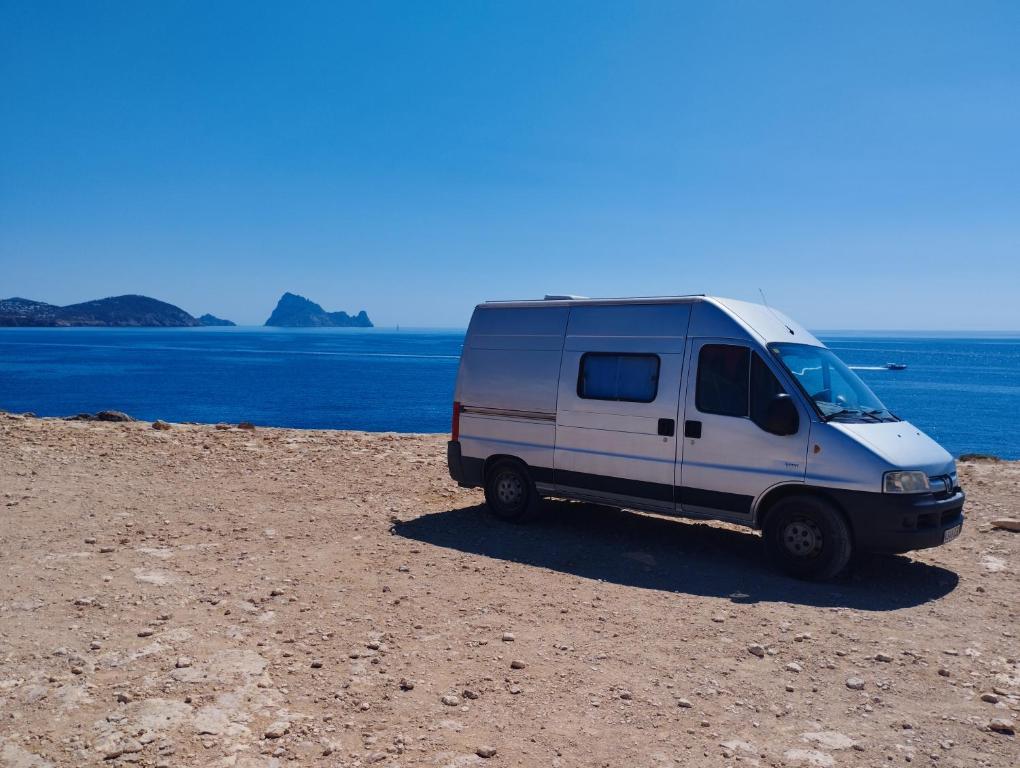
[{"left": 0, "top": 414, "right": 1017, "bottom": 768}]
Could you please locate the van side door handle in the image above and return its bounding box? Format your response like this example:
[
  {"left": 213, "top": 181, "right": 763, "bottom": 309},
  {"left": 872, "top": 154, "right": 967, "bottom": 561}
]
[
  {"left": 657, "top": 418, "right": 675, "bottom": 437},
  {"left": 684, "top": 420, "right": 702, "bottom": 439}
]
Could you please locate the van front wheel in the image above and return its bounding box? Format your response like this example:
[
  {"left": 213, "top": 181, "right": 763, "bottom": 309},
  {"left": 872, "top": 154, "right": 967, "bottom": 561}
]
[
  {"left": 484, "top": 460, "right": 540, "bottom": 523},
  {"left": 763, "top": 496, "right": 852, "bottom": 580}
]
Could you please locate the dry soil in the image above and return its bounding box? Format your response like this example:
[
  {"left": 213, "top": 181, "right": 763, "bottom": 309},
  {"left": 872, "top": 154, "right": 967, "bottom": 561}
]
[{"left": 0, "top": 415, "right": 1017, "bottom": 767}]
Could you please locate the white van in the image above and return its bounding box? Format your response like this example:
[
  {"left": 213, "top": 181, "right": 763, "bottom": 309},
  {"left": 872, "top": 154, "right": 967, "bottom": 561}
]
[{"left": 447, "top": 295, "right": 965, "bottom": 579}]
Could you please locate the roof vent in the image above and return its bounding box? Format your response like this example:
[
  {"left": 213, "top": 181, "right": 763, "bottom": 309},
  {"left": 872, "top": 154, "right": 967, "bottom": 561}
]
[{"left": 543, "top": 294, "right": 589, "bottom": 301}]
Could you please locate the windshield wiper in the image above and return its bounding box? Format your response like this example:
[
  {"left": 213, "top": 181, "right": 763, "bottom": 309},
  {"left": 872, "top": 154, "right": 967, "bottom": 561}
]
[
  {"left": 822, "top": 408, "right": 852, "bottom": 422},
  {"left": 823, "top": 407, "right": 887, "bottom": 423}
]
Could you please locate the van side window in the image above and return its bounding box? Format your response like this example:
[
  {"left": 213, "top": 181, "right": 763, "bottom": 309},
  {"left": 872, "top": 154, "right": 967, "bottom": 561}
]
[
  {"left": 696, "top": 345, "right": 749, "bottom": 416},
  {"left": 697, "top": 344, "right": 790, "bottom": 422},
  {"left": 578, "top": 353, "right": 660, "bottom": 403}
]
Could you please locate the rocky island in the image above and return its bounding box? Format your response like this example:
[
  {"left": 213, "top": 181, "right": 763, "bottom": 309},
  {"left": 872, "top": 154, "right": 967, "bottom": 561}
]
[
  {"left": 0, "top": 295, "right": 234, "bottom": 327},
  {"left": 197, "top": 313, "right": 236, "bottom": 327},
  {"left": 264, "top": 292, "right": 373, "bottom": 327}
]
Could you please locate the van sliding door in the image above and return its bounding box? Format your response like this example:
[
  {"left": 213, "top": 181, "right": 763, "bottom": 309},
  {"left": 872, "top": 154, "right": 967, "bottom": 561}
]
[{"left": 553, "top": 303, "right": 690, "bottom": 513}]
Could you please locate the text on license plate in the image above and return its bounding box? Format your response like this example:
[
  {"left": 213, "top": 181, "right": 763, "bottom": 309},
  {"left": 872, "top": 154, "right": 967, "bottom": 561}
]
[{"left": 943, "top": 523, "right": 962, "bottom": 544}]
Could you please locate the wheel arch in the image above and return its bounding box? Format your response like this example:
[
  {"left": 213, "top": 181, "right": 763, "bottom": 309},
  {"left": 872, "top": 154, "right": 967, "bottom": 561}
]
[
  {"left": 754, "top": 483, "right": 856, "bottom": 540},
  {"left": 482, "top": 453, "right": 530, "bottom": 481}
]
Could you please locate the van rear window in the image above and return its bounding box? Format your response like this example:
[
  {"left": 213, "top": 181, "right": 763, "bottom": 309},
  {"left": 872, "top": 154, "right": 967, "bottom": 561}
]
[{"left": 578, "top": 353, "right": 660, "bottom": 403}]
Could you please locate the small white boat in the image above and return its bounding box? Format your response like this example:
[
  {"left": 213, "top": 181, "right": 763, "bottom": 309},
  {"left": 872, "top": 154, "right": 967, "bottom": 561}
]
[{"left": 885, "top": 363, "right": 907, "bottom": 370}]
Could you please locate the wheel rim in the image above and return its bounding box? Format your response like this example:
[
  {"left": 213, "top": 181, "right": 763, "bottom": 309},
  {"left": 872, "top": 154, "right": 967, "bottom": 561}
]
[
  {"left": 495, "top": 471, "right": 524, "bottom": 507},
  {"left": 781, "top": 517, "right": 823, "bottom": 559}
]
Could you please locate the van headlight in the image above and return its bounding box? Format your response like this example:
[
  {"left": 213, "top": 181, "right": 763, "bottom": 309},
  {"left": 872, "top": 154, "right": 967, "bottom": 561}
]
[{"left": 883, "top": 471, "right": 930, "bottom": 494}]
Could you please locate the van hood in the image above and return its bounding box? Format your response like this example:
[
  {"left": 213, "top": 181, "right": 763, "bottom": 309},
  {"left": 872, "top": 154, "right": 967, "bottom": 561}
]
[{"left": 830, "top": 421, "right": 955, "bottom": 477}]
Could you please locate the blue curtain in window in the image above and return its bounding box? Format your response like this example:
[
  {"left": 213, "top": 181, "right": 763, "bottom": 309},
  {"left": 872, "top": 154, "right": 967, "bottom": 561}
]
[{"left": 581, "top": 354, "right": 658, "bottom": 402}]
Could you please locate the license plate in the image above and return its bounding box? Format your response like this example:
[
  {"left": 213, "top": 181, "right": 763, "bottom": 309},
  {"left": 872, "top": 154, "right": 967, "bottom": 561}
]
[{"left": 943, "top": 523, "right": 962, "bottom": 544}]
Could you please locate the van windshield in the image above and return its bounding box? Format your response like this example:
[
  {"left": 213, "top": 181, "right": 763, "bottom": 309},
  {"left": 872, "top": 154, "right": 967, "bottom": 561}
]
[{"left": 769, "top": 343, "right": 898, "bottom": 423}]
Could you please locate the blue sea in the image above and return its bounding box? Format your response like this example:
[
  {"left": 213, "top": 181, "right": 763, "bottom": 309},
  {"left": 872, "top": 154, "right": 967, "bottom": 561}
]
[{"left": 1, "top": 328, "right": 1018, "bottom": 459}]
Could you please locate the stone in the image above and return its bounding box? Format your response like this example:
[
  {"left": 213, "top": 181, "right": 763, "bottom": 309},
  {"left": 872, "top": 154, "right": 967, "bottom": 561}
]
[
  {"left": 96, "top": 410, "right": 133, "bottom": 422},
  {"left": 94, "top": 732, "right": 143, "bottom": 760},
  {"left": 990, "top": 518, "right": 1020, "bottom": 532},
  {"left": 264, "top": 721, "right": 290, "bottom": 739},
  {"left": 747, "top": 644, "right": 766, "bottom": 658},
  {"left": 785, "top": 662, "right": 802, "bottom": 673},
  {"left": 441, "top": 694, "right": 460, "bottom": 706},
  {"left": 476, "top": 746, "right": 497, "bottom": 758},
  {"left": 175, "top": 657, "right": 192, "bottom": 669},
  {"left": 510, "top": 660, "right": 525, "bottom": 670},
  {"left": 399, "top": 678, "right": 414, "bottom": 691},
  {"left": 137, "top": 628, "right": 154, "bottom": 637},
  {"left": 801, "top": 731, "right": 855, "bottom": 750},
  {"left": 501, "top": 632, "right": 515, "bottom": 642},
  {"left": 193, "top": 706, "right": 229, "bottom": 735},
  {"left": 619, "top": 690, "right": 633, "bottom": 700},
  {"left": 116, "top": 692, "right": 131, "bottom": 703},
  {"left": 783, "top": 748, "right": 835, "bottom": 767},
  {"left": 980, "top": 692, "right": 999, "bottom": 704},
  {"left": 875, "top": 653, "right": 894, "bottom": 662},
  {"left": 988, "top": 718, "right": 1014, "bottom": 735},
  {"left": 462, "top": 689, "right": 479, "bottom": 700},
  {"left": 677, "top": 698, "right": 693, "bottom": 708},
  {"left": 310, "top": 660, "right": 323, "bottom": 669},
  {"left": 846, "top": 677, "right": 866, "bottom": 690},
  {"left": 152, "top": 420, "right": 172, "bottom": 430},
  {"left": 237, "top": 421, "right": 256, "bottom": 430}
]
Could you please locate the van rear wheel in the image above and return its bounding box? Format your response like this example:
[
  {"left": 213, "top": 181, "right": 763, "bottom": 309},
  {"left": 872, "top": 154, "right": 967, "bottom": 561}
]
[
  {"left": 484, "top": 460, "right": 540, "bottom": 523},
  {"left": 764, "top": 496, "right": 852, "bottom": 580}
]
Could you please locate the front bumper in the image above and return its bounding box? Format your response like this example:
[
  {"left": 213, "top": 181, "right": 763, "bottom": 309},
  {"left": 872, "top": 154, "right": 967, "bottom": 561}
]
[{"left": 829, "top": 487, "right": 965, "bottom": 554}]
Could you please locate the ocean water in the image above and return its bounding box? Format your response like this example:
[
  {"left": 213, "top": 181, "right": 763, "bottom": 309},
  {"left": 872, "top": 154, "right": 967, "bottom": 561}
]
[{"left": 0, "top": 328, "right": 1018, "bottom": 459}]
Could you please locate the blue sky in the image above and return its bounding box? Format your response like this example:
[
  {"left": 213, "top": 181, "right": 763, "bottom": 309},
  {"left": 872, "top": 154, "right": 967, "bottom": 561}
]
[{"left": 2, "top": 2, "right": 1018, "bottom": 328}]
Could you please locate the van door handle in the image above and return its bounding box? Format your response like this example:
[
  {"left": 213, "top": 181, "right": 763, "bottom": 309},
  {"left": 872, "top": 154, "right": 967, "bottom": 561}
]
[
  {"left": 657, "top": 418, "right": 675, "bottom": 437},
  {"left": 684, "top": 420, "right": 702, "bottom": 438}
]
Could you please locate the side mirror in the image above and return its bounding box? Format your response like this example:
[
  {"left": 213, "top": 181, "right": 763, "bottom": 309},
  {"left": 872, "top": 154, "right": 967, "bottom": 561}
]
[{"left": 763, "top": 393, "right": 799, "bottom": 436}]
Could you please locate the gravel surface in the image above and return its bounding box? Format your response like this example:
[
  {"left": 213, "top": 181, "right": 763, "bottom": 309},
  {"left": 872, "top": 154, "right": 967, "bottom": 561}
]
[{"left": 0, "top": 414, "right": 1017, "bottom": 767}]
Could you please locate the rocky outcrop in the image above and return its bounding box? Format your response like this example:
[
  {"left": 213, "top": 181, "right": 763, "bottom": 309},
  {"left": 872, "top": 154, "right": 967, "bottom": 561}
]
[
  {"left": 264, "top": 292, "right": 372, "bottom": 328},
  {"left": 197, "top": 314, "right": 236, "bottom": 327},
  {"left": 0, "top": 295, "right": 202, "bottom": 327}
]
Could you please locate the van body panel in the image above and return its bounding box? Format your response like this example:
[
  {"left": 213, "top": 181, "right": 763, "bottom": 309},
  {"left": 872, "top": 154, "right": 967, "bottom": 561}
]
[
  {"left": 678, "top": 337, "right": 810, "bottom": 520},
  {"left": 455, "top": 304, "right": 567, "bottom": 479},
  {"left": 803, "top": 422, "right": 955, "bottom": 493},
  {"left": 830, "top": 422, "right": 956, "bottom": 479},
  {"left": 552, "top": 303, "right": 688, "bottom": 512},
  {"left": 712, "top": 297, "right": 823, "bottom": 346}
]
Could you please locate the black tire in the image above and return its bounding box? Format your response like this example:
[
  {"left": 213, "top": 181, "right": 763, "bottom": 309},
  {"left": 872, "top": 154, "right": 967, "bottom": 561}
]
[
  {"left": 763, "top": 495, "right": 852, "bottom": 580},
  {"left": 483, "top": 459, "right": 541, "bottom": 523}
]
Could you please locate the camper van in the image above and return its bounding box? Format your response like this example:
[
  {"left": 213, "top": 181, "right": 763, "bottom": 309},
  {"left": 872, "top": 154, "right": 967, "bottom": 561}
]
[{"left": 447, "top": 295, "right": 965, "bottom": 579}]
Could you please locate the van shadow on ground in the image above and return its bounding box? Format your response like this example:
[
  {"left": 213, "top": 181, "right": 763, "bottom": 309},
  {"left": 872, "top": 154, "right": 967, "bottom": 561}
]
[{"left": 392, "top": 500, "right": 958, "bottom": 611}]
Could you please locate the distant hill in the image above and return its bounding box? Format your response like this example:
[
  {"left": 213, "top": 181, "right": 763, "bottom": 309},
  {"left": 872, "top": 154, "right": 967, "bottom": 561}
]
[
  {"left": 264, "top": 292, "right": 372, "bottom": 328},
  {"left": 0, "top": 294, "right": 217, "bottom": 327},
  {"left": 198, "top": 313, "right": 236, "bottom": 327}
]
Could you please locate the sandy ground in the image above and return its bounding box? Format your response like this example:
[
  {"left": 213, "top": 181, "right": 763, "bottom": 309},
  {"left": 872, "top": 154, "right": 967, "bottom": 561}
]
[{"left": 0, "top": 414, "right": 1017, "bottom": 768}]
